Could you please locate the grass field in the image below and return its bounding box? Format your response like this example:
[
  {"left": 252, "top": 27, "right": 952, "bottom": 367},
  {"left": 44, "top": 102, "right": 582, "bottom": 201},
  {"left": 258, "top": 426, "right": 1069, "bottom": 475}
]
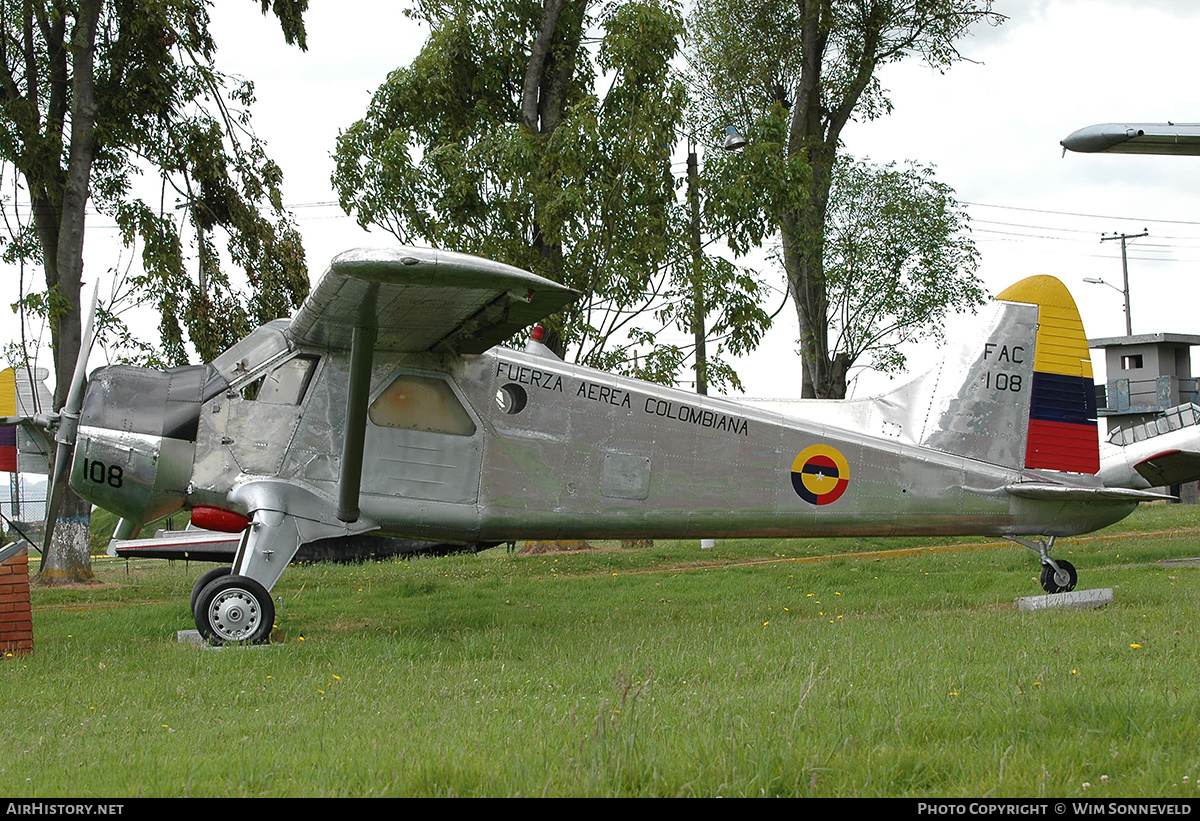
[{"left": 3, "top": 504, "right": 1200, "bottom": 797}]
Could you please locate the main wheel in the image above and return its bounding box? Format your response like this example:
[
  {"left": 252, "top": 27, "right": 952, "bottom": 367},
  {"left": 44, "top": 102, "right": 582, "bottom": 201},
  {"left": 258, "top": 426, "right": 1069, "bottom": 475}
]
[
  {"left": 1039, "top": 559, "right": 1078, "bottom": 594},
  {"left": 194, "top": 574, "right": 275, "bottom": 645},
  {"left": 190, "top": 566, "right": 232, "bottom": 613}
]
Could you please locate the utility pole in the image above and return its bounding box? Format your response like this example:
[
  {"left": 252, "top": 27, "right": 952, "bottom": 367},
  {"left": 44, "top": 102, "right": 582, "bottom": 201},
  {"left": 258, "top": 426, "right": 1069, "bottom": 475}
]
[
  {"left": 687, "top": 138, "right": 707, "bottom": 396},
  {"left": 1100, "top": 230, "right": 1147, "bottom": 335}
]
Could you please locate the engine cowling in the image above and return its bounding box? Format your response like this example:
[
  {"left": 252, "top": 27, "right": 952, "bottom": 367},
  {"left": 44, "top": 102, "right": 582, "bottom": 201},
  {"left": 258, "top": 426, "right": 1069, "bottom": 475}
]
[{"left": 72, "top": 364, "right": 226, "bottom": 525}]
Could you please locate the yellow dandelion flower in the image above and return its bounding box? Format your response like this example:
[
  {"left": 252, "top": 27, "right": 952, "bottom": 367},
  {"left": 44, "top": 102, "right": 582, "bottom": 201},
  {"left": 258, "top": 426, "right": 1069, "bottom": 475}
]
[
  {"left": 1130, "top": 643, "right": 1142, "bottom": 649},
  {"left": 332, "top": 674, "right": 341, "bottom": 680}
]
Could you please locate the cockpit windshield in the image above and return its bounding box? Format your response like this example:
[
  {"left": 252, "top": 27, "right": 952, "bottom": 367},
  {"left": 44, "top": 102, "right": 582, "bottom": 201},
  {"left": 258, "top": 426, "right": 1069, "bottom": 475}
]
[{"left": 210, "top": 320, "right": 292, "bottom": 384}]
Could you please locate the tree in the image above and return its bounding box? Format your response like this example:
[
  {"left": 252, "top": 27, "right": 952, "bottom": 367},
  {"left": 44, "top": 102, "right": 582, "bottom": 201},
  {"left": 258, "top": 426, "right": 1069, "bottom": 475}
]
[
  {"left": 0, "top": 0, "right": 310, "bottom": 582},
  {"left": 690, "top": 0, "right": 1002, "bottom": 397},
  {"left": 822, "top": 156, "right": 983, "bottom": 386},
  {"left": 333, "top": 0, "right": 770, "bottom": 390}
]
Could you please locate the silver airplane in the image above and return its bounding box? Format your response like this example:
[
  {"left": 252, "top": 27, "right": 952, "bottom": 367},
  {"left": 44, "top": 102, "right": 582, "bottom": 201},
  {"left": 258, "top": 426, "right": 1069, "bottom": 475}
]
[
  {"left": 1061, "top": 123, "right": 1200, "bottom": 156},
  {"left": 2, "top": 247, "right": 1167, "bottom": 644}
]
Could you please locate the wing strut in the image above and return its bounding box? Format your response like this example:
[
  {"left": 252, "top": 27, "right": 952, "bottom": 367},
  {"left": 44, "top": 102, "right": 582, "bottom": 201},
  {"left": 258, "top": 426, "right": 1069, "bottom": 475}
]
[{"left": 337, "top": 322, "right": 377, "bottom": 523}]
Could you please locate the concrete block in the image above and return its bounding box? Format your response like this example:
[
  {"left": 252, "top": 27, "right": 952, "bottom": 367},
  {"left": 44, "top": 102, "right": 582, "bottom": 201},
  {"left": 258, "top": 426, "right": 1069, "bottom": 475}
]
[{"left": 1016, "top": 587, "right": 1114, "bottom": 612}]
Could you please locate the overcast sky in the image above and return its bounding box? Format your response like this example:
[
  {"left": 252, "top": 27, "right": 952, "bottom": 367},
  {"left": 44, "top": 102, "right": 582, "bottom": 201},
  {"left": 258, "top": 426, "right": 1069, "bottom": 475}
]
[{"left": 5, "top": 0, "right": 1200, "bottom": 400}]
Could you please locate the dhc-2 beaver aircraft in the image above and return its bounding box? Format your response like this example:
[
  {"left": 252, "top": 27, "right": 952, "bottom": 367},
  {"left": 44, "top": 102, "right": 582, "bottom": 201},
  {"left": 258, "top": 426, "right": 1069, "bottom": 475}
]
[{"left": 1, "top": 247, "right": 1169, "bottom": 644}]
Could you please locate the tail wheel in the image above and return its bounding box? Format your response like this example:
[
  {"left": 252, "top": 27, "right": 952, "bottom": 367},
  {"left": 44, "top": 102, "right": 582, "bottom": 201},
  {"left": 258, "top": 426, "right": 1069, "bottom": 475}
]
[
  {"left": 1039, "top": 559, "right": 1078, "bottom": 594},
  {"left": 194, "top": 574, "right": 274, "bottom": 645}
]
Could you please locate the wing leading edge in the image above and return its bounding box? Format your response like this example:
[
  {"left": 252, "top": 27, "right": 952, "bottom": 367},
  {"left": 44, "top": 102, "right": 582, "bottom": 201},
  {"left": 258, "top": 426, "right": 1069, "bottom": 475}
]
[
  {"left": 1061, "top": 123, "right": 1200, "bottom": 156},
  {"left": 287, "top": 246, "right": 581, "bottom": 354}
]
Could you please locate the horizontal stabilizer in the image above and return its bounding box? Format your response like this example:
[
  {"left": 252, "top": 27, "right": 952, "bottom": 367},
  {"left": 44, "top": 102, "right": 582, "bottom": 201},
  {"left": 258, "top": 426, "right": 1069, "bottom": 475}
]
[
  {"left": 288, "top": 246, "right": 580, "bottom": 354},
  {"left": 1005, "top": 482, "right": 1173, "bottom": 502}
]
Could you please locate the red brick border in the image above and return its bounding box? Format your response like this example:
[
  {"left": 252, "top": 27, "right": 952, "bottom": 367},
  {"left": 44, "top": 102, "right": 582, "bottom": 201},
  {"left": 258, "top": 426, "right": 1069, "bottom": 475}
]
[{"left": 0, "top": 547, "right": 33, "bottom": 657}]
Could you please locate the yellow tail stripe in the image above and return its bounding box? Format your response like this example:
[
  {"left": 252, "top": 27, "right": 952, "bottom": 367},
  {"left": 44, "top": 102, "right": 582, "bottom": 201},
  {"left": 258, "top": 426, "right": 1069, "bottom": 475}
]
[
  {"left": 0, "top": 368, "right": 15, "bottom": 415},
  {"left": 995, "top": 276, "right": 1092, "bottom": 377}
]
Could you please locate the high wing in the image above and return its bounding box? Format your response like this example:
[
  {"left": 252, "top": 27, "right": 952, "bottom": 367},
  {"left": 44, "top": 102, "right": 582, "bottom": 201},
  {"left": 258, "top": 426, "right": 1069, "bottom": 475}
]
[
  {"left": 1061, "top": 123, "right": 1200, "bottom": 156},
  {"left": 283, "top": 246, "right": 580, "bottom": 525},
  {"left": 287, "top": 246, "right": 581, "bottom": 354}
]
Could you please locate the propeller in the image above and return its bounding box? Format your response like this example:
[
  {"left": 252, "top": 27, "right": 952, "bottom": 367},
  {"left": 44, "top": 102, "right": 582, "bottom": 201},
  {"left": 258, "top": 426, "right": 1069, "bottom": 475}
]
[{"left": 41, "top": 283, "right": 100, "bottom": 553}]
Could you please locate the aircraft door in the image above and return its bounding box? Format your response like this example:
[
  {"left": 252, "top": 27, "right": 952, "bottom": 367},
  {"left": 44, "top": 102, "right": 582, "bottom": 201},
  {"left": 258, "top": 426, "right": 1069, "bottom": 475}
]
[
  {"left": 360, "top": 371, "right": 483, "bottom": 504},
  {"left": 194, "top": 356, "right": 319, "bottom": 485}
]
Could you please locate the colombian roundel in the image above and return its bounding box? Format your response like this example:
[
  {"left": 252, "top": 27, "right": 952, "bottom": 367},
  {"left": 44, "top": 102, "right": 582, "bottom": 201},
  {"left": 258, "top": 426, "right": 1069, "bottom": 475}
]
[{"left": 791, "top": 445, "right": 850, "bottom": 506}]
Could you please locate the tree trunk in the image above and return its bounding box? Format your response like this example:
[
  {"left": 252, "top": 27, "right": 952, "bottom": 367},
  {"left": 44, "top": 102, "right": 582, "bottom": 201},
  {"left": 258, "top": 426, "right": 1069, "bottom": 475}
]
[
  {"left": 36, "top": 0, "right": 103, "bottom": 585},
  {"left": 520, "top": 0, "right": 586, "bottom": 357}
]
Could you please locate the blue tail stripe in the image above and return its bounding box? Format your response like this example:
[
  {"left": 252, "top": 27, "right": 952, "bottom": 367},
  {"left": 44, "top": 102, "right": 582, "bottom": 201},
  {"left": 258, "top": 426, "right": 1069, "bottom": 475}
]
[{"left": 1029, "top": 371, "right": 1097, "bottom": 427}]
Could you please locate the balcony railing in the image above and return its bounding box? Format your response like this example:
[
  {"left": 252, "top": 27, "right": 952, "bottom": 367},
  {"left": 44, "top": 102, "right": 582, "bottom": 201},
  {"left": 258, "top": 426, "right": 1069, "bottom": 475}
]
[{"left": 1097, "top": 376, "right": 1200, "bottom": 415}]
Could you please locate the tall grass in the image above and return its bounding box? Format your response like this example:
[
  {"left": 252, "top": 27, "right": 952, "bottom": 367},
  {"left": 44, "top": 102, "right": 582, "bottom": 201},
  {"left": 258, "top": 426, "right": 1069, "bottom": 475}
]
[{"left": 3, "top": 505, "right": 1199, "bottom": 796}]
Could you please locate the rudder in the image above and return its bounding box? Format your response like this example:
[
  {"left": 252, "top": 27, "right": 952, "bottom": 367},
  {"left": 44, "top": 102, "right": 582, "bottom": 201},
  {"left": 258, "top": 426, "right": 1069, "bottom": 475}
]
[{"left": 996, "top": 276, "right": 1099, "bottom": 474}]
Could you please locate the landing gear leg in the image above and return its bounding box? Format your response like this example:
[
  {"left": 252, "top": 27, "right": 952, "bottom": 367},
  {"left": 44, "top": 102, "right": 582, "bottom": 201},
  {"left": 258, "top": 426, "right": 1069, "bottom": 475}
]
[{"left": 1006, "top": 535, "right": 1079, "bottom": 594}]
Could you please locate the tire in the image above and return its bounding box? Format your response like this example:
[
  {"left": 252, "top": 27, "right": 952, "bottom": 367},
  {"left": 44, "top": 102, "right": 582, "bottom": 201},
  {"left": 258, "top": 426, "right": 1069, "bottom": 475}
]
[
  {"left": 1039, "top": 559, "right": 1078, "bottom": 594},
  {"left": 194, "top": 574, "right": 275, "bottom": 645},
  {"left": 190, "top": 566, "right": 232, "bottom": 613}
]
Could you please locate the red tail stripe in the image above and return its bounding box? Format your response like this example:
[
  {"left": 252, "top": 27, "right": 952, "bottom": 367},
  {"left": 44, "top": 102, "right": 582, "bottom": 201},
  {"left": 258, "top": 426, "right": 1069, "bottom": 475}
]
[{"left": 1026, "top": 419, "right": 1100, "bottom": 474}]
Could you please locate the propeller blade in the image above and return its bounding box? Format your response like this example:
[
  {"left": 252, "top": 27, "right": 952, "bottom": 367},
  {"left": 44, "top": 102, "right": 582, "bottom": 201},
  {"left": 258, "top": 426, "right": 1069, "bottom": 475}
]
[
  {"left": 42, "top": 441, "right": 72, "bottom": 552},
  {"left": 43, "top": 283, "right": 100, "bottom": 553}
]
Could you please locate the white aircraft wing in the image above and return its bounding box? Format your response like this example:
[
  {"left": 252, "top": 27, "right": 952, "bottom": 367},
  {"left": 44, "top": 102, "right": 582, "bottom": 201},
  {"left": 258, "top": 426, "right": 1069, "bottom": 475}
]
[
  {"left": 287, "top": 246, "right": 580, "bottom": 354},
  {"left": 1131, "top": 449, "right": 1200, "bottom": 487},
  {"left": 1061, "top": 123, "right": 1200, "bottom": 156}
]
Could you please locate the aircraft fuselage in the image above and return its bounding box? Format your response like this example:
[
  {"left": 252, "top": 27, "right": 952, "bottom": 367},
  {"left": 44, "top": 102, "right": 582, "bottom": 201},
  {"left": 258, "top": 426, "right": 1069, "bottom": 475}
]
[{"left": 157, "top": 340, "right": 1132, "bottom": 546}]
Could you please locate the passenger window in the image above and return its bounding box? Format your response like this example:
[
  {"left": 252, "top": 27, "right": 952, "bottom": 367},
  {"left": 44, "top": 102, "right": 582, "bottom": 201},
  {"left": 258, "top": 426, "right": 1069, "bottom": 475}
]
[
  {"left": 241, "top": 356, "right": 317, "bottom": 404},
  {"left": 369, "top": 374, "right": 477, "bottom": 436}
]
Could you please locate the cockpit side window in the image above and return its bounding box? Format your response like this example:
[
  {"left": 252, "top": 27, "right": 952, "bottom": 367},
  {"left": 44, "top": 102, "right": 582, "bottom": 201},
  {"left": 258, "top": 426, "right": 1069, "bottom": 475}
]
[
  {"left": 240, "top": 356, "right": 319, "bottom": 405},
  {"left": 368, "top": 373, "right": 477, "bottom": 436}
]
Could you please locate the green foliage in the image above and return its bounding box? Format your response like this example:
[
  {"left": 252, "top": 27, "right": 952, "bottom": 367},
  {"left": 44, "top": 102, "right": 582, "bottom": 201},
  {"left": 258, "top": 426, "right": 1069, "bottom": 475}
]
[
  {"left": 334, "top": 0, "right": 770, "bottom": 391},
  {"left": 0, "top": 0, "right": 311, "bottom": 366},
  {"left": 824, "top": 156, "right": 984, "bottom": 375},
  {"left": 688, "top": 0, "right": 1002, "bottom": 397}
]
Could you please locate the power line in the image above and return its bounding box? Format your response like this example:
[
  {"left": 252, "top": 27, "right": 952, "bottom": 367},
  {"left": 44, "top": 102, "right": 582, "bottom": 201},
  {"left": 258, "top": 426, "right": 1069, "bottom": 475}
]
[{"left": 964, "top": 200, "right": 1200, "bottom": 228}]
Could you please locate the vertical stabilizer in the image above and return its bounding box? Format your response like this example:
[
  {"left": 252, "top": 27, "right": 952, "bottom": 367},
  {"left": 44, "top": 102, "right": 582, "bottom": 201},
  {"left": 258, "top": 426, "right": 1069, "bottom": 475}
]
[
  {"left": 996, "top": 276, "right": 1099, "bottom": 474},
  {"left": 0, "top": 366, "right": 55, "bottom": 475},
  {"left": 0, "top": 369, "right": 15, "bottom": 472}
]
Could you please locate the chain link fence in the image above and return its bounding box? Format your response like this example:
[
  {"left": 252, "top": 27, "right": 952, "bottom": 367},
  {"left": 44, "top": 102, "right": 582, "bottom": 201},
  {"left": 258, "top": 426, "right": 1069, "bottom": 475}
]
[{"left": 2, "top": 496, "right": 45, "bottom": 540}]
